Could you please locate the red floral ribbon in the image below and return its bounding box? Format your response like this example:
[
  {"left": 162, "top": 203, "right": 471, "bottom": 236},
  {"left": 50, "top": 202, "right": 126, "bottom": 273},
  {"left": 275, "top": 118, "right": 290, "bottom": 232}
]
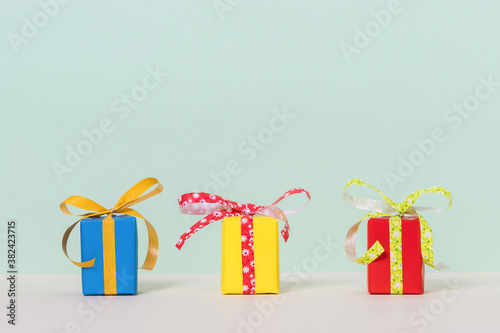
[
  {"left": 240, "top": 216, "right": 255, "bottom": 293},
  {"left": 176, "top": 188, "right": 311, "bottom": 294}
]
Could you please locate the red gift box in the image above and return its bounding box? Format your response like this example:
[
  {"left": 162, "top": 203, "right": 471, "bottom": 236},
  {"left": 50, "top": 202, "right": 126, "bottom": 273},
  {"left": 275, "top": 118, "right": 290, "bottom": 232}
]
[
  {"left": 344, "top": 178, "right": 452, "bottom": 295},
  {"left": 367, "top": 216, "right": 424, "bottom": 294}
]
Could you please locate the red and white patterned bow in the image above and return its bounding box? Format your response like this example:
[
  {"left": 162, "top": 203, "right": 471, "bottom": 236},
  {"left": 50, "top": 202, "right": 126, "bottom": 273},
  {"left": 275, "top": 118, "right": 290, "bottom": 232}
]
[{"left": 176, "top": 188, "right": 311, "bottom": 250}]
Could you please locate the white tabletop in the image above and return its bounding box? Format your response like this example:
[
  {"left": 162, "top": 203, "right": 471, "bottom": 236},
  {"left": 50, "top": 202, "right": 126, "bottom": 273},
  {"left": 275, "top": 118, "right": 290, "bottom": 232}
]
[{"left": 2, "top": 273, "right": 497, "bottom": 333}]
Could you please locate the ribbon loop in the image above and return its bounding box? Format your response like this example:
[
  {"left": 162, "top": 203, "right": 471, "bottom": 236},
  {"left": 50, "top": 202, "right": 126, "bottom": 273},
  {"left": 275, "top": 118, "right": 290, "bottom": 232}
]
[
  {"left": 61, "top": 178, "right": 163, "bottom": 270},
  {"left": 60, "top": 196, "right": 108, "bottom": 217},
  {"left": 176, "top": 188, "right": 311, "bottom": 249},
  {"left": 343, "top": 179, "right": 451, "bottom": 271}
]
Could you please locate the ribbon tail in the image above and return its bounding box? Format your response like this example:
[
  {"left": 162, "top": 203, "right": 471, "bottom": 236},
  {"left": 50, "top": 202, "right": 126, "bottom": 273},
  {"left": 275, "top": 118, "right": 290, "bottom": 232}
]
[
  {"left": 345, "top": 214, "right": 386, "bottom": 265},
  {"left": 120, "top": 208, "right": 159, "bottom": 270},
  {"left": 418, "top": 214, "right": 450, "bottom": 271},
  {"left": 255, "top": 206, "right": 291, "bottom": 242},
  {"left": 175, "top": 211, "right": 231, "bottom": 250},
  {"left": 140, "top": 218, "right": 159, "bottom": 270},
  {"left": 62, "top": 219, "right": 96, "bottom": 268}
]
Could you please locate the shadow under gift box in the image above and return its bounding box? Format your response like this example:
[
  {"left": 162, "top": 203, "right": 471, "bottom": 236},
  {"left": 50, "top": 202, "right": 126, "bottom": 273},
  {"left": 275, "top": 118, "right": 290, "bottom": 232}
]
[
  {"left": 221, "top": 216, "right": 280, "bottom": 294},
  {"left": 80, "top": 215, "right": 138, "bottom": 295},
  {"left": 367, "top": 216, "right": 424, "bottom": 294}
]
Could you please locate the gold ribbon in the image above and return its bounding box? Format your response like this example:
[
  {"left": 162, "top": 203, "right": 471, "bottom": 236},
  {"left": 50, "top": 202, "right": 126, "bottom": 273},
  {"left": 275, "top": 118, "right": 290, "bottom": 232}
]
[
  {"left": 344, "top": 179, "right": 452, "bottom": 294},
  {"left": 61, "top": 177, "right": 163, "bottom": 295}
]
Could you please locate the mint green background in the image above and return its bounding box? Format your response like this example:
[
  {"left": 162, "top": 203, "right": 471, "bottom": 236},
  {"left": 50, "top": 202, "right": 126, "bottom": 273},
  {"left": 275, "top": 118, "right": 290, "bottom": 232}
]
[{"left": 1, "top": 1, "right": 499, "bottom": 274}]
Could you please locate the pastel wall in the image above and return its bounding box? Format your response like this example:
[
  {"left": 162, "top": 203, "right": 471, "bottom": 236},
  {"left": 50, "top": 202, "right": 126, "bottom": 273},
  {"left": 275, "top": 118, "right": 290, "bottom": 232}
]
[{"left": 1, "top": 0, "right": 499, "bottom": 274}]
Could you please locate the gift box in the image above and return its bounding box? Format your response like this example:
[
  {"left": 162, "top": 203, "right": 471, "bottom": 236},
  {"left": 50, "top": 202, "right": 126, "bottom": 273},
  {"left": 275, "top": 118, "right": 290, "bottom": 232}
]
[
  {"left": 221, "top": 216, "right": 279, "bottom": 294},
  {"left": 80, "top": 215, "right": 138, "bottom": 295},
  {"left": 61, "top": 178, "right": 162, "bottom": 296},
  {"left": 176, "top": 189, "right": 310, "bottom": 295},
  {"left": 367, "top": 216, "right": 424, "bottom": 294},
  {"left": 343, "top": 179, "right": 452, "bottom": 295}
]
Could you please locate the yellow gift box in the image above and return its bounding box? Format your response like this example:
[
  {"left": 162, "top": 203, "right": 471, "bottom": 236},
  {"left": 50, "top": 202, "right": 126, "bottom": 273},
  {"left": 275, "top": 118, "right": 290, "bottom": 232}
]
[
  {"left": 221, "top": 216, "right": 280, "bottom": 294},
  {"left": 176, "top": 189, "right": 311, "bottom": 295}
]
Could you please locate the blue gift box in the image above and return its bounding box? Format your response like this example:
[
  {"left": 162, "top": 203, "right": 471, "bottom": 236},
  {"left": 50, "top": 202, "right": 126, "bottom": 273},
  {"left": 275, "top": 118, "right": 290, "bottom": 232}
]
[{"left": 80, "top": 215, "right": 138, "bottom": 295}]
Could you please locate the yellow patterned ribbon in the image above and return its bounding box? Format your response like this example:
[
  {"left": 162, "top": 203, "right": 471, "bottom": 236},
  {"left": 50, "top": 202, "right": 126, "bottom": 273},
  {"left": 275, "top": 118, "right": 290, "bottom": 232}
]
[
  {"left": 389, "top": 215, "right": 403, "bottom": 294},
  {"left": 61, "top": 178, "right": 163, "bottom": 295},
  {"left": 344, "top": 179, "right": 452, "bottom": 294}
]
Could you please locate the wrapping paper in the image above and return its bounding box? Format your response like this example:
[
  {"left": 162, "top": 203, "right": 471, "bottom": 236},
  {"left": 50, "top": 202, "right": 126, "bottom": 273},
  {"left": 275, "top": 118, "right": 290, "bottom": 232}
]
[
  {"left": 221, "top": 216, "right": 280, "bottom": 294},
  {"left": 81, "top": 215, "right": 138, "bottom": 295}
]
